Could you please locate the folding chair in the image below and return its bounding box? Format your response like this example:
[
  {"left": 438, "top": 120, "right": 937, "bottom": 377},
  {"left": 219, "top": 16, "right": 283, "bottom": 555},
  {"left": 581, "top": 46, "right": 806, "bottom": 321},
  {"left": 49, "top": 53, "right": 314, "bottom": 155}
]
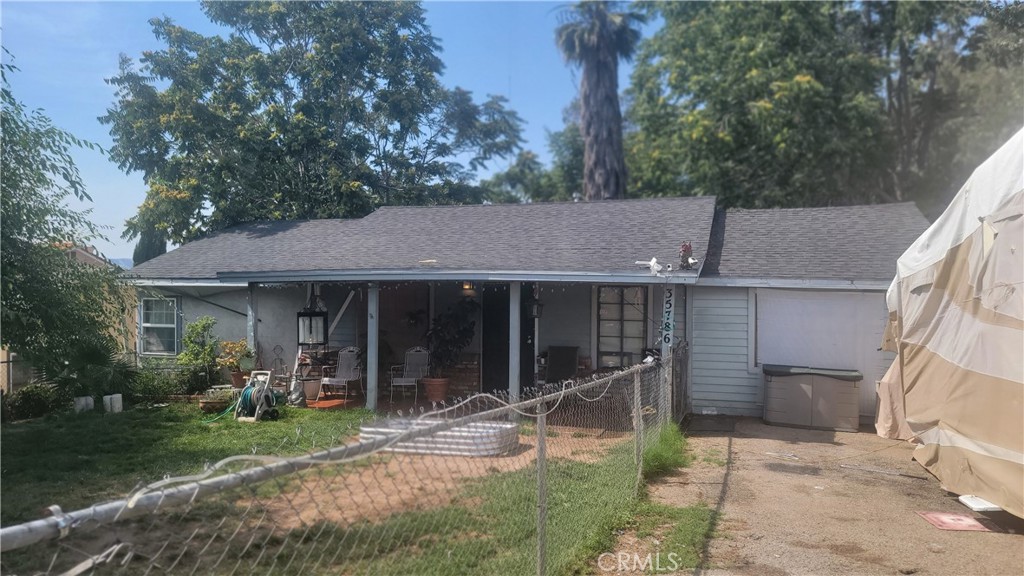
[
  {"left": 389, "top": 346, "right": 429, "bottom": 403},
  {"left": 319, "top": 347, "right": 362, "bottom": 401}
]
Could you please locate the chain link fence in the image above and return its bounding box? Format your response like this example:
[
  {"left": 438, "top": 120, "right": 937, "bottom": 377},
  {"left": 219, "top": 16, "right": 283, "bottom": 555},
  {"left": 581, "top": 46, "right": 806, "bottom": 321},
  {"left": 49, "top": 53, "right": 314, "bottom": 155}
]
[{"left": 1, "top": 363, "right": 672, "bottom": 575}]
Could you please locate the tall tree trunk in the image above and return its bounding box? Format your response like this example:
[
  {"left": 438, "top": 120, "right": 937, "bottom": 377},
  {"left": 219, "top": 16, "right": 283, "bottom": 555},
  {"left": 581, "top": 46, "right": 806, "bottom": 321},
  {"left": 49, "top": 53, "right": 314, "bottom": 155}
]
[{"left": 579, "top": 52, "right": 627, "bottom": 201}]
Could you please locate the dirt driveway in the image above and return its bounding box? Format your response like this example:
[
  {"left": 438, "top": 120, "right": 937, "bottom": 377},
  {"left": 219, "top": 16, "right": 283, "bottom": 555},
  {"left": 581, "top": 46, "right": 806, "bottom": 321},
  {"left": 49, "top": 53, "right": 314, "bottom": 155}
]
[{"left": 648, "top": 417, "right": 1024, "bottom": 575}]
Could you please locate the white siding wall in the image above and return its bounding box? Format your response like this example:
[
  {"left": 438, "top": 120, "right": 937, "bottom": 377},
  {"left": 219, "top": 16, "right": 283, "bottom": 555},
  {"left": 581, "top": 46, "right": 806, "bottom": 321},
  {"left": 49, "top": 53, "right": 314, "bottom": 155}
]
[{"left": 690, "top": 286, "right": 762, "bottom": 416}]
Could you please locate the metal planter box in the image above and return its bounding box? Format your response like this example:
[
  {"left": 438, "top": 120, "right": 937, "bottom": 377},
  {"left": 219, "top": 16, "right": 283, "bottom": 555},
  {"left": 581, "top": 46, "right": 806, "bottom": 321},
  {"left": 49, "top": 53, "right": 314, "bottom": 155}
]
[{"left": 359, "top": 418, "right": 520, "bottom": 457}]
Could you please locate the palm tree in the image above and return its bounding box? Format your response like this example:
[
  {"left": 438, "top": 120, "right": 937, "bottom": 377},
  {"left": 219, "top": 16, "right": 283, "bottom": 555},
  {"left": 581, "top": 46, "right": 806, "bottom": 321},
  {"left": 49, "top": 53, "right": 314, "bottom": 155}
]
[{"left": 556, "top": 1, "right": 644, "bottom": 201}]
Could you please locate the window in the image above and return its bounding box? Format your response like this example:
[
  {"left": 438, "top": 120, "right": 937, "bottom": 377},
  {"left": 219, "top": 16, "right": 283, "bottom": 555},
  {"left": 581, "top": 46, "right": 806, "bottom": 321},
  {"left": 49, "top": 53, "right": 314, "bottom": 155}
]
[
  {"left": 597, "top": 286, "right": 647, "bottom": 368},
  {"left": 140, "top": 298, "right": 179, "bottom": 355}
]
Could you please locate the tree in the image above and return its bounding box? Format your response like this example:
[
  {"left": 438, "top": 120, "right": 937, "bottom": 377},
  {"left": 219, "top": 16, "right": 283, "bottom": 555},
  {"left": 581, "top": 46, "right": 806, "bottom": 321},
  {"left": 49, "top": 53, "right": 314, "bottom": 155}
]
[
  {"left": 628, "top": 1, "right": 888, "bottom": 208},
  {"left": 556, "top": 1, "right": 644, "bottom": 201},
  {"left": 1, "top": 56, "right": 134, "bottom": 371},
  {"left": 480, "top": 101, "right": 584, "bottom": 204},
  {"left": 102, "top": 1, "right": 523, "bottom": 245},
  {"left": 862, "top": 1, "right": 1023, "bottom": 215},
  {"left": 628, "top": 1, "right": 1022, "bottom": 211}
]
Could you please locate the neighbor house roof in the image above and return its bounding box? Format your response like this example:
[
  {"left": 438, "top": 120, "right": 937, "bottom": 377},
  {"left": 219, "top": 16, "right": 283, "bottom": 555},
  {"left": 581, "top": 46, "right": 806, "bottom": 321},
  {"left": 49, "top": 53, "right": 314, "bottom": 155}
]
[
  {"left": 701, "top": 202, "right": 930, "bottom": 282},
  {"left": 130, "top": 197, "right": 718, "bottom": 284}
]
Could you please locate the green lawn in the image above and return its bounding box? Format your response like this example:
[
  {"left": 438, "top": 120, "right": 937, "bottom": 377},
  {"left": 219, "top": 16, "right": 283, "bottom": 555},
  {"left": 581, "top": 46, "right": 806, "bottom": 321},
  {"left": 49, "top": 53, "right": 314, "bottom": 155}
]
[{"left": 0, "top": 403, "right": 372, "bottom": 525}]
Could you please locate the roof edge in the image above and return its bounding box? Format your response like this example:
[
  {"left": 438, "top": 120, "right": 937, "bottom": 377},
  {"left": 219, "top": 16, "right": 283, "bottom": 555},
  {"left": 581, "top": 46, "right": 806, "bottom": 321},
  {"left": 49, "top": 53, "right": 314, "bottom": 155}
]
[
  {"left": 215, "top": 269, "right": 701, "bottom": 285},
  {"left": 696, "top": 277, "right": 891, "bottom": 290}
]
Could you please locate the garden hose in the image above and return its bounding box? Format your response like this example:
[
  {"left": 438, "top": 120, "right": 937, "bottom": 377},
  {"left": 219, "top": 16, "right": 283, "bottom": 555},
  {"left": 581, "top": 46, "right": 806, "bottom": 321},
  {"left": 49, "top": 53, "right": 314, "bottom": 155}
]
[{"left": 202, "top": 400, "right": 238, "bottom": 424}]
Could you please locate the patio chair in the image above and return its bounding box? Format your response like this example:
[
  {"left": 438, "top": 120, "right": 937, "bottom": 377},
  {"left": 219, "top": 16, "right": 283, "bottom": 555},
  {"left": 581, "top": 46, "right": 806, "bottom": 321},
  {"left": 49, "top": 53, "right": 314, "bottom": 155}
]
[
  {"left": 390, "top": 346, "right": 429, "bottom": 403},
  {"left": 318, "top": 347, "right": 362, "bottom": 401}
]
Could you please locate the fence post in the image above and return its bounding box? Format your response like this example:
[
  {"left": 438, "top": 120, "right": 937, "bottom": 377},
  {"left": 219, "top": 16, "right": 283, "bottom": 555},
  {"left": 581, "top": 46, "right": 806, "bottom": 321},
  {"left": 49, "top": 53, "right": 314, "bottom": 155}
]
[
  {"left": 536, "top": 400, "right": 547, "bottom": 576},
  {"left": 633, "top": 371, "right": 643, "bottom": 498}
]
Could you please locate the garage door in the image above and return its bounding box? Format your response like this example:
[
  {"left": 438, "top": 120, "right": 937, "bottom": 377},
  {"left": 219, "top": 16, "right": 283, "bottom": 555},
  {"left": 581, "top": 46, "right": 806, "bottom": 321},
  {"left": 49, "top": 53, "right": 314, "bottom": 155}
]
[{"left": 755, "top": 289, "right": 894, "bottom": 417}]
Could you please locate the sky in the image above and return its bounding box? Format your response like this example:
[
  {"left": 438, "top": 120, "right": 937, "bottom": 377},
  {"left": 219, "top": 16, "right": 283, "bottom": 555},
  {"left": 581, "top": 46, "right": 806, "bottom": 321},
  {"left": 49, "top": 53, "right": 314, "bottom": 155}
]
[{"left": 1, "top": 1, "right": 654, "bottom": 260}]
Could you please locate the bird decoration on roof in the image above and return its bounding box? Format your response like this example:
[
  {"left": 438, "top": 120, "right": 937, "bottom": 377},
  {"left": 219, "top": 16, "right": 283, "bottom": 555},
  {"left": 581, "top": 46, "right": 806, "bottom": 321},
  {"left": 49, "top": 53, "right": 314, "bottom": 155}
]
[
  {"left": 635, "top": 257, "right": 665, "bottom": 275},
  {"left": 679, "top": 242, "right": 698, "bottom": 270}
]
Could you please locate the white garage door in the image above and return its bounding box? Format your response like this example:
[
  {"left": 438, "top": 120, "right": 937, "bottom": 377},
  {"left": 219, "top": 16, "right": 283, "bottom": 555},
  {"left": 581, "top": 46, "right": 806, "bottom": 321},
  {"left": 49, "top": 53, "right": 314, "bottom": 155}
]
[{"left": 755, "top": 289, "right": 894, "bottom": 417}]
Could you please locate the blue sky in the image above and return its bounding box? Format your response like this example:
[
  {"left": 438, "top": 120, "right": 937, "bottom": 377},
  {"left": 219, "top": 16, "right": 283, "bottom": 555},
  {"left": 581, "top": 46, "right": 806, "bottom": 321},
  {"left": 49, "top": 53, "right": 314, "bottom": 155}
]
[{"left": 1, "top": 1, "right": 654, "bottom": 260}]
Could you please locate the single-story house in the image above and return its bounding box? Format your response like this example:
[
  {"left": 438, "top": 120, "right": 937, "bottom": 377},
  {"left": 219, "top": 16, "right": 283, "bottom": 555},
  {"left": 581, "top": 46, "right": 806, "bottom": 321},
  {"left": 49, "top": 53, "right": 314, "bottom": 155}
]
[{"left": 128, "top": 197, "right": 928, "bottom": 420}]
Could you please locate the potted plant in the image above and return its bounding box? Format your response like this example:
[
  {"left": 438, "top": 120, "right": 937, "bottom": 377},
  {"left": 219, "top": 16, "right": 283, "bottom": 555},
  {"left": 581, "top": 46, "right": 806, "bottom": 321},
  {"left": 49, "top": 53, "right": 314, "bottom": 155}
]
[
  {"left": 217, "top": 339, "right": 255, "bottom": 388},
  {"left": 199, "top": 389, "right": 234, "bottom": 414},
  {"left": 423, "top": 297, "right": 480, "bottom": 402}
]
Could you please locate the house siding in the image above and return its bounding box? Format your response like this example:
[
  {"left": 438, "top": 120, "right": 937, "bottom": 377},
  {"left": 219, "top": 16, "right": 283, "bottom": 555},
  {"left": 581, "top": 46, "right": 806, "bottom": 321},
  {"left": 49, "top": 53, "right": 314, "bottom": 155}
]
[{"left": 689, "top": 286, "right": 762, "bottom": 416}]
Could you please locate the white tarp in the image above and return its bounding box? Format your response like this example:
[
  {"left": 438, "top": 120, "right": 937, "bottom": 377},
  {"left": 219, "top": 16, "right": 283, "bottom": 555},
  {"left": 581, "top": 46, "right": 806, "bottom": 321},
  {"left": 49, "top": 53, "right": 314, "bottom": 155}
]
[{"left": 880, "top": 127, "right": 1024, "bottom": 518}]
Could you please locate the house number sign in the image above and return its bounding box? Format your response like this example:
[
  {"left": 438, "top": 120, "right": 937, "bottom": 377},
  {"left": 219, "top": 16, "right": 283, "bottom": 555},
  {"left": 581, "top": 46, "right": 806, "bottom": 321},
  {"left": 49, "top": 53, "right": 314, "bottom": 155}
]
[{"left": 662, "top": 288, "right": 674, "bottom": 346}]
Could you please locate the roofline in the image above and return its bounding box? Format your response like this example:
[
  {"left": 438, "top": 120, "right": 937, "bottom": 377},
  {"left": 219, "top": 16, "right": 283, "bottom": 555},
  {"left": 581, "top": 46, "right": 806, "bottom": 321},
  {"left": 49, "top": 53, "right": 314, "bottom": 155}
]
[
  {"left": 127, "top": 279, "right": 248, "bottom": 288},
  {"left": 696, "top": 277, "right": 891, "bottom": 290},
  {"left": 214, "top": 269, "right": 701, "bottom": 285}
]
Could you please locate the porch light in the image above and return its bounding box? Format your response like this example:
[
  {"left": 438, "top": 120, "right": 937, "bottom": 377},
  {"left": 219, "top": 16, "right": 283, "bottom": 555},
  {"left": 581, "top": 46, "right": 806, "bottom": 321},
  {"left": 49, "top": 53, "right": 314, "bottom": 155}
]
[{"left": 462, "top": 281, "right": 475, "bottom": 291}]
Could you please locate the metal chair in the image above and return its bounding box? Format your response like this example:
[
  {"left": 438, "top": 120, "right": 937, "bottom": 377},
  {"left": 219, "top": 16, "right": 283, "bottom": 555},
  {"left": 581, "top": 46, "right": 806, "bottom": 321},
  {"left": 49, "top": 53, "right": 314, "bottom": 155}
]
[
  {"left": 390, "top": 346, "right": 429, "bottom": 403},
  {"left": 319, "top": 347, "right": 362, "bottom": 401}
]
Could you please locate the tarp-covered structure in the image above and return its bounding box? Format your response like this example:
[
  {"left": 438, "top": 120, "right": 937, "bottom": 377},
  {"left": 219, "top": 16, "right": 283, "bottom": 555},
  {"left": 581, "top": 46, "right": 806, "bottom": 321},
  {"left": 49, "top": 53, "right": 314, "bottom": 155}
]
[{"left": 878, "top": 128, "right": 1024, "bottom": 518}]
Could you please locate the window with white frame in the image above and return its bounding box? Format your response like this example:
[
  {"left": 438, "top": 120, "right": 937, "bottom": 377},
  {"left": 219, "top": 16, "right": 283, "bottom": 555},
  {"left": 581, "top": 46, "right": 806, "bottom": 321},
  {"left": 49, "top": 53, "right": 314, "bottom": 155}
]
[
  {"left": 596, "top": 286, "right": 647, "bottom": 368},
  {"left": 140, "top": 298, "right": 179, "bottom": 355}
]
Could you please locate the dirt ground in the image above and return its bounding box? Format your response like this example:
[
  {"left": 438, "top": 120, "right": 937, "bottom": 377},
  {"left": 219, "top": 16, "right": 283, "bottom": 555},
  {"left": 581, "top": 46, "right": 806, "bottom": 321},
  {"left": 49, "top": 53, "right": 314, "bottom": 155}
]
[
  {"left": 259, "top": 426, "right": 629, "bottom": 530},
  {"left": 630, "top": 417, "right": 1024, "bottom": 575}
]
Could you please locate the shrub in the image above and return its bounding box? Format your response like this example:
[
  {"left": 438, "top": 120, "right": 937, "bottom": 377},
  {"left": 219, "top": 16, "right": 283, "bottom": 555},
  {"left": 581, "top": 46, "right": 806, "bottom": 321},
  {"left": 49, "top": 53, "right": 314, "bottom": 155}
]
[
  {"left": 128, "top": 367, "right": 185, "bottom": 404},
  {"left": 36, "top": 338, "right": 138, "bottom": 399},
  {"left": 5, "top": 383, "right": 70, "bottom": 420},
  {"left": 642, "top": 423, "right": 690, "bottom": 480},
  {"left": 176, "top": 316, "right": 221, "bottom": 392}
]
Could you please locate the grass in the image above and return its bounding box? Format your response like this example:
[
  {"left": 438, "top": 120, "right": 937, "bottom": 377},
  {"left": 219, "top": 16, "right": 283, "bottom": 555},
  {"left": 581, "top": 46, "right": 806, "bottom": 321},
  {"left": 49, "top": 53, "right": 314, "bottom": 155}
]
[
  {"left": 642, "top": 423, "right": 692, "bottom": 480},
  {"left": 233, "top": 424, "right": 702, "bottom": 575},
  {"left": 701, "top": 447, "right": 727, "bottom": 466},
  {"left": 630, "top": 502, "right": 718, "bottom": 571},
  {"left": 229, "top": 440, "right": 641, "bottom": 576},
  {"left": 0, "top": 403, "right": 372, "bottom": 525},
  {"left": 3, "top": 408, "right": 714, "bottom": 576}
]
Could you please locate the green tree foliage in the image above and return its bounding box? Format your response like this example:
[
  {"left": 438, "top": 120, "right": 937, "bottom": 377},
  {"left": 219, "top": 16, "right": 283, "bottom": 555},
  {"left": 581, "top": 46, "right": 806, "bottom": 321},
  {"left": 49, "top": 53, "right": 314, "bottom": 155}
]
[
  {"left": 102, "top": 1, "right": 523, "bottom": 245},
  {"left": 556, "top": 1, "right": 644, "bottom": 201},
  {"left": 132, "top": 227, "right": 167, "bottom": 266},
  {"left": 628, "top": 1, "right": 887, "bottom": 208},
  {"left": 481, "top": 102, "right": 584, "bottom": 204},
  {"left": 1, "top": 56, "right": 135, "bottom": 372},
  {"left": 628, "top": 1, "right": 1023, "bottom": 211}
]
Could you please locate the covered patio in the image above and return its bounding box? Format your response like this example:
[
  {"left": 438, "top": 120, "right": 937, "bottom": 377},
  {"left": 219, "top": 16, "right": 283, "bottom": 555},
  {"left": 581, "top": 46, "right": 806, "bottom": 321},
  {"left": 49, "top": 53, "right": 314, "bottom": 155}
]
[{"left": 241, "top": 277, "right": 686, "bottom": 412}]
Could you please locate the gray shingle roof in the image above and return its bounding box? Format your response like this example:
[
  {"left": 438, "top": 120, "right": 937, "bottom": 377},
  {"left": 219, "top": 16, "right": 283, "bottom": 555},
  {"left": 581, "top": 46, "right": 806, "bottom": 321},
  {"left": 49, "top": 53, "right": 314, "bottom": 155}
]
[
  {"left": 701, "top": 202, "right": 930, "bottom": 281},
  {"left": 130, "top": 197, "right": 718, "bottom": 280}
]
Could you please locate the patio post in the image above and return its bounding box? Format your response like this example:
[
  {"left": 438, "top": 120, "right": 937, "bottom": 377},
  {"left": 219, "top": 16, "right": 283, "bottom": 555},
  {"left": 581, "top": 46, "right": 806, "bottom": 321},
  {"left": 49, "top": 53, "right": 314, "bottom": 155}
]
[
  {"left": 367, "top": 282, "right": 379, "bottom": 411},
  {"left": 660, "top": 285, "right": 675, "bottom": 424},
  {"left": 509, "top": 281, "right": 521, "bottom": 401},
  {"left": 246, "top": 283, "right": 258, "bottom": 353}
]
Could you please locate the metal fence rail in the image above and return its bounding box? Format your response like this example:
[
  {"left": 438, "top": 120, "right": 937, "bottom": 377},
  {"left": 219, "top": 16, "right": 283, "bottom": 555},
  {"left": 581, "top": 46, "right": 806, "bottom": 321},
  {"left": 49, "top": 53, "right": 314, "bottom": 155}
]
[{"left": 1, "top": 362, "right": 671, "bottom": 575}]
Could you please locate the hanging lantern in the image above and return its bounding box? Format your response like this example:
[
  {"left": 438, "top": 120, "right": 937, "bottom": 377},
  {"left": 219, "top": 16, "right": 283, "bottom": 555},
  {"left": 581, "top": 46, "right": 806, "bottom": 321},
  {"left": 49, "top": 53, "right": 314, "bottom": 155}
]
[
  {"left": 298, "top": 284, "right": 328, "bottom": 345},
  {"left": 297, "top": 309, "right": 328, "bottom": 345}
]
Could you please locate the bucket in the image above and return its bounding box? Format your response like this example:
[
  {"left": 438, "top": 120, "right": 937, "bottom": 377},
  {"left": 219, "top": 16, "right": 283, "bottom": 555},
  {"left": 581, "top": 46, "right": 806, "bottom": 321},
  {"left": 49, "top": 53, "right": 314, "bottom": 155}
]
[
  {"left": 73, "top": 396, "right": 94, "bottom": 413},
  {"left": 102, "top": 394, "right": 123, "bottom": 413}
]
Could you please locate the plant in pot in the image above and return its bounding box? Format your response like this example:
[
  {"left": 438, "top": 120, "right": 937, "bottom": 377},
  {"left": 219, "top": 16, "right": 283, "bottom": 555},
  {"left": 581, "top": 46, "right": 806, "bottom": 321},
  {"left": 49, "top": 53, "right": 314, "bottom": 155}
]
[
  {"left": 423, "top": 297, "right": 480, "bottom": 402},
  {"left": 217, "top": 339, "right": 255, "bottom": 388}
]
